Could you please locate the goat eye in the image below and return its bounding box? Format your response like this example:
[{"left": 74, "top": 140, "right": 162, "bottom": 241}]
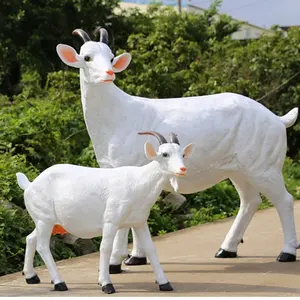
[
  {"left": 162, "top": 153, "right": 169, "bottom": 158},
  {"left": 183, "top": 154, "right": 185, "bottom": 158},
  {"left": 84, "top": 55, "right": 91, "bottom": 62}
]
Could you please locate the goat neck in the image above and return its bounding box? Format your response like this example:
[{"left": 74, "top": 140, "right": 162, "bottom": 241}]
[{"left": 138, "top": 161, "right": 172, "bottom": 197}]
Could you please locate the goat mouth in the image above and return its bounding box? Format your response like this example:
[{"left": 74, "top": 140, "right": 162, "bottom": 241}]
[
  {"left": 175, "top": 173, "right": 186, "bottom": 177},
  {"left": 101, "top": 79, "right": 113, "bottom": 83}
]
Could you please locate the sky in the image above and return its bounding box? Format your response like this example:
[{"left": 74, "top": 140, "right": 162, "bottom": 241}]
[{"left": 190, "top": 0, "right": 300, "bottom": 29}]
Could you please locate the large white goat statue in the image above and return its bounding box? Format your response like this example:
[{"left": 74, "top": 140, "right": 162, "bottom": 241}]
[
  {"left": 17, "top": 131, "right": 191, "bottom": 293},
  {"left": 56, "top": 28, "right": 299, "bottom": 271}
]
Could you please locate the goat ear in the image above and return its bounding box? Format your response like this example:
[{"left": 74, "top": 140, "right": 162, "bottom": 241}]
[
  {"left": 183, "top": 143, "right": 193, "bottom": 158},
  {"left": 56, "top": 44, "right": 84, "bottom": 68},
  {"left": 112, "top": 53, "right": 131, "bottom": 73},
  {"left": 144, "top": 141, "right": 157, "bottom": 160}
]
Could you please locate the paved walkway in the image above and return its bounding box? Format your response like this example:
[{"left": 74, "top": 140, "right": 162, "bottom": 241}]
[{"left": 1, "top": 203, "right": 300, "bottom": 297}]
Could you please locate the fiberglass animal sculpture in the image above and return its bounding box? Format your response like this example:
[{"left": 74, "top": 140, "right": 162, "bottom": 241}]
[
  {"left": 17, "top": 131, "right": 192, "bottom": 293},
  {"left": 56, "top": 28, "right": 299, "bottom": 271}
]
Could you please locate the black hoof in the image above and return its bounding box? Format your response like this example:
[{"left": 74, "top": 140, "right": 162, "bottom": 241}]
[
  {"left": 102, "top": 283, "right": 116, "bottom": 294},
  {"left": 124, "top": 255, "right": 147, "bottom": 265},
  {"left": 277, "top": 252, "right": 296, "bottom": 262},
  {"left": 159, "top": 282, "right": 173, "bottom": 291},
  {"left": 215, "top": 248, "right": 237, "bottom": 258},
  {"left": 54, "top": 282, "right": 68, "bottom": 291},
  {"left": 109, "top": 264, "right": 122, "bottom": 274},
  {"left": 25, "top": 274, "right": 40, "bottom": 284}
]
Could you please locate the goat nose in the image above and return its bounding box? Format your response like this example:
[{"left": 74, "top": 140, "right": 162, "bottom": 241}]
[
  {"left": 180, "top": 167, "right": 186, "bottom": 172},
  {"left": 106, "top": 70, "right": 114, "bottom": 76}
]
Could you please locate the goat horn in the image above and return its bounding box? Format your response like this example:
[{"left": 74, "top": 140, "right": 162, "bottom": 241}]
[
  {"left": 169, "top": 132, "right": 180, "bottom": 145},
  {"left": 72, "top": 29, "right": 91, "bottom": 43},
  {"left": 99, "top": 28, "right": 109, "bottom": 45},
  {"left": 138, "top": 131, "right": 168, "bottom": 145}
]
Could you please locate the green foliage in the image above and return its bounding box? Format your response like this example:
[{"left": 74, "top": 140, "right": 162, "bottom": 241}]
[
  {"left": 184, "top": 180, "right": 240, "bottom": 217},
  {"left": 76, "top": 141, "right": 98, "bottom": 168},
  {"left": 1, "top": 72, "right": 89, "bottom": 172},
  {"left": 283, "top": 157, "right": 300, "bottom": 198},
  {"left": 0, "top": 0, "right": 120, "bottom": 95},
  {"left": 116, "top": 3, "right": 240, "bottom": 98},
  {"left": 185, "top": 207, "right": 225, "bottom": 227},
  {"left": 0, "top": 205, "right": 37, "bottom": 276},
  {"left": 0, "top": 153, "right": 38, "bottom": 208},
  {"left": 45, "top": 71, "right": 80, "bottom": 103},
  {"left": 148, "top": 201, "right": 178, "bottom": 235}
]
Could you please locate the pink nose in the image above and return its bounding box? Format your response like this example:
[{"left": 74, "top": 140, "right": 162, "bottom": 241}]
[
  {"left": 180, "top": 167, "right": 186, "bottom": 172},
  {"left": 106, "top": 70, "right": 114, "bottom": 76}
]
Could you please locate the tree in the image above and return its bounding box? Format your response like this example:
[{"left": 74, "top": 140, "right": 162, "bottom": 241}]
[
  {"left": 115, "top": 2, "right": 240, "bottom": 98},
  {"left": 0, "top": 0, "right": 120, "bottom": 96}
]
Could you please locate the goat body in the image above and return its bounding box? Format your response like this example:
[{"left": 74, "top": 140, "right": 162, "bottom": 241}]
[
  {"left": 22, "top": 163, "right": 164, "bottom": 238},
  {"left": 82, "top": 85, "right": 292, "bottom": 193},
  {"left": 18, "top": 135, "right": 192, "bottom": 293}
]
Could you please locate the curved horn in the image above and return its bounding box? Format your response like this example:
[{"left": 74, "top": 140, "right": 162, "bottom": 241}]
[
  {"left": 169, "top": 132, "right": 180, "bottom": 145},
  {"left": 99, "top": 28, "right": 109, "bottom": 45},
  {"left": 72, "top": 29, "right": 91, "bottom": 43},
  {"left": 138, "top": 131, "right": 167, "bottom": 145}
]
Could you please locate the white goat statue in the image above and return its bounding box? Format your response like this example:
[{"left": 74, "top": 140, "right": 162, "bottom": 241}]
[
  {"left": 17, "top": 131, "right": 191, "bottom": 293},
  {"left": 56, "top": 28, "right": 299, "bottom": 270}
]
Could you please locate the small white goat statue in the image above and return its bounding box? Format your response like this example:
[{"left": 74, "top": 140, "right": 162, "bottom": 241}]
[
  {"left": 56, "top": 28, "right": 299, "bottom": 271},
  {"left": 17, "top": 131, "right": 191, "bottom": 293}
]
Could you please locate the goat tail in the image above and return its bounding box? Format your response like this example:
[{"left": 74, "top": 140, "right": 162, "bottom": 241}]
[
  {"left": 279, "top": 107, "right": 298, "bottom": 128},
  {"left": 16, "top": 172, "right": 31, "bottom": 190}
]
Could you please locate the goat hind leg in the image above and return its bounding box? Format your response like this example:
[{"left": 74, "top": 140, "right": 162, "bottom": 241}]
[
  {"left": 35, "top": 221, "right": 67, "bottom": 291},
  {"left": 216, "top": 177, "right": 261, "bottom": 258},
  {"left": 256, "top": 174, "right": 299, "bottom": 262},
  {"left": 23, "top": 228, "right": 40, "bottom": 284},
  {"left": 124, "top": 228, "right": 148, "bottom": 266}
]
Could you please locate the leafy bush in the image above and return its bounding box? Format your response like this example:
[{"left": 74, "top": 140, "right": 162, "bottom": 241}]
[
  {"left": 0, "top": 153, "right": 38, "bottom": 208},
  {"left": 0, "top": 205, "right": 37, "bottom": 276},
  {"left": 1, "top": 73, "right": 89, "bottom": 172},
  {"left": 283, "top": 157, "right": 300, "bottom": 198}
]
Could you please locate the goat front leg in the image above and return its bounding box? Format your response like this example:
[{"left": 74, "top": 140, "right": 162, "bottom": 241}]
[
  {"left": 35, "top": 221, "right": 67, "bottom": 291},
  {"left": 134, "top": 223, "right": 173, "bottom": 292},
  {"left": 125, "top": 192, "right": 186, "bottom": 266},
  {"left": 99, "top": 223, "right": 118, "bottom": 294}
]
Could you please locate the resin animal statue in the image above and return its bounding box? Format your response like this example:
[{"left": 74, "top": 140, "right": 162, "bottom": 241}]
[
  {"left": 17, "top": 131, "right": 193, "bottom": 293},
  {"left": 56, "top": 28, "right": 299, "bottom": 270}
]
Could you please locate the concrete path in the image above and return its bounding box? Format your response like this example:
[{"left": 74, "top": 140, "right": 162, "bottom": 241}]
[{"left": 1, "top": 202, "right": 300, "bottom": 297}]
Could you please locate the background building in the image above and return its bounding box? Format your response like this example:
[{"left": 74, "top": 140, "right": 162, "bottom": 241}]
[{"left": 119, "top": 0, "right": 272, "bottom": 40}]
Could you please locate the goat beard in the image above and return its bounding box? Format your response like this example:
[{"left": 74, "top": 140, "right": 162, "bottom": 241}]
[{"left": 169, "top": 177, "right": 179, "bottom": 192}]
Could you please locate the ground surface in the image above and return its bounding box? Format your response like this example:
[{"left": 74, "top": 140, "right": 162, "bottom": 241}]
[{"left": 1, "top": 202, "right": 300, "bottom": 297}]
